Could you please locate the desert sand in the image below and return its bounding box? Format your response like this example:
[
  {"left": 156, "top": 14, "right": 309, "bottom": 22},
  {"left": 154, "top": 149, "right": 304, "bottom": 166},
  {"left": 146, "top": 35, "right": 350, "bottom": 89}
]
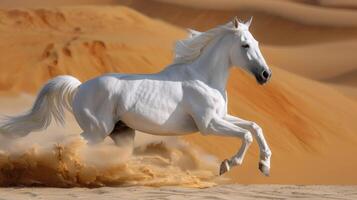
[
  {"left": 0, "top": 185, "right": 357, "bottom": 200},
  {"left": 0, "top": 0, "right": 356, "bottom": 199}
]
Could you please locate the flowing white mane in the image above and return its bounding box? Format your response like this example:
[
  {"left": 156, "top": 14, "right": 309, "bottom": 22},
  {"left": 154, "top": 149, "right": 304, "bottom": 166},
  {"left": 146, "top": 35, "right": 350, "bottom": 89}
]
[{"left": 173, "top": 22, "right": 234, "bottom": 64}]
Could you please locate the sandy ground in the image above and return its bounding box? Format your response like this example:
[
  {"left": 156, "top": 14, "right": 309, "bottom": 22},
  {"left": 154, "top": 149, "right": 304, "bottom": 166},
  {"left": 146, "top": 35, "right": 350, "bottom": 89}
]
[{"left": 0, "top": 185, "right": 356, "bottom": 200}]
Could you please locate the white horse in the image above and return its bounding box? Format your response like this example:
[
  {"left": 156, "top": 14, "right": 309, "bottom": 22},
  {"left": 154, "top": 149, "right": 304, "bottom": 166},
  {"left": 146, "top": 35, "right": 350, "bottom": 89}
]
[{"left": 0, "top": 17, "right": 272, "bottom": 176}]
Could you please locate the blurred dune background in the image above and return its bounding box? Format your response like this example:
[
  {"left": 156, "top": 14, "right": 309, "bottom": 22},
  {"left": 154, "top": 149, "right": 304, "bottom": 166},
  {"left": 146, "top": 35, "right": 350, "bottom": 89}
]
[{"left": 0, "top": 0, "right": 356, "bottom": 186}]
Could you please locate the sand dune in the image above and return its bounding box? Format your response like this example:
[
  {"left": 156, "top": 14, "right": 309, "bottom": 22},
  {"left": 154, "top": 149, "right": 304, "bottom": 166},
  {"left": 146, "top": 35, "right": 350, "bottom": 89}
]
[
  {"left": 118, "top": 0, "right": 357, "bottom": 45},
  {"left": 4, "top": 0, "right": 357, "bottom": 27},
  {"left": 329, "top": 84, "right": 357, "bottom": 100},
  {"left": 262, "top": 40, "right": 357, "bottom": 80},
  {"left": 325, "top": 69, "right": 357, "bottom": 86},
  {"left": 0, "top": 0, "right": 118, "bottom": 8},
  {"left": 2, "top": 0, "right": 357, "bottom": 44},
  {"left": 153, "top": 0, "right": 357, "bottom": 27},
  {"left": 0, "top": 6, "right": 185, "bottom": 93},
  {"left": 1, "top": 1, "right": 356, "bottom": 90},
  {"left": 314, "top": 0, "right": 357, "bottom": 9},
  {"left": 0, "top": 5, "right": 356, "bottom": 186}
]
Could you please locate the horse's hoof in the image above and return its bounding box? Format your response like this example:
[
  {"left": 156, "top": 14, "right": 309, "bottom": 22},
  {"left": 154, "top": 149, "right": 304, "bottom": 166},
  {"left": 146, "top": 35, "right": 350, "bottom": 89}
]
[
  {"left": 219, "top": 159, "right": 230, "bottom": 175},
  {"left": 259, "top": 162, "right": 270, "bottom": 176}
]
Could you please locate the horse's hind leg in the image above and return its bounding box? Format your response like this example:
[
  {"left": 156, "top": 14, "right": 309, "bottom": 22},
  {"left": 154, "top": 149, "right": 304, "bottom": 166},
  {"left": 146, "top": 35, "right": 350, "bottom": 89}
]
[
  {"left": 77, "top": 109, "right": 115, "bottom": 144},
  {"left": 110, "top": 121, "right": 135, "bottom": 148},
  {"left": 73, "top": 101, "right": 116, "bottom": 145}
]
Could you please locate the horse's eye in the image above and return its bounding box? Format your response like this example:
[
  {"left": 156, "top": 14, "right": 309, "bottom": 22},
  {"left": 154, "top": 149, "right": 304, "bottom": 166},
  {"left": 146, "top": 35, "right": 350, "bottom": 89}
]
[{"left": 242, "top": 44, "right": 250, "bottom": 49}]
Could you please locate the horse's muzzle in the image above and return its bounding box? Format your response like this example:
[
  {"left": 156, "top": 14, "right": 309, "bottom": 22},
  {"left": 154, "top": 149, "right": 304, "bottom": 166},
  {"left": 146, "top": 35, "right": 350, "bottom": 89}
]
[{"left": 255, "top": 69, "right": 272, "bottom": 85}]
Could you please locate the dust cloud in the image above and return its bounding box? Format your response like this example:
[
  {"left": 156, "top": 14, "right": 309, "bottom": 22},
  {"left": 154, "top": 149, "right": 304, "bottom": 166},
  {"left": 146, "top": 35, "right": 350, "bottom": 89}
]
[{"left": 0, "top": 130, "right": 221, "bottom": 188}]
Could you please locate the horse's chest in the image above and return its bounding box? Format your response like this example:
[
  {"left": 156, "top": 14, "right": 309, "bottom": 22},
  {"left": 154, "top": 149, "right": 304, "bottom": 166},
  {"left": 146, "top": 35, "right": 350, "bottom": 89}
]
[{"left": 204, "top": 90, "right": 227, "bottom": 117}]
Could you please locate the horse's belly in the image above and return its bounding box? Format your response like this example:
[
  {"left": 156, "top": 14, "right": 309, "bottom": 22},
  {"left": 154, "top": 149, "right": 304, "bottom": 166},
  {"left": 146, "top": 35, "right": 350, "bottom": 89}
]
[{"left": 120, "top": 110, "right": 198, "bottom": 135}]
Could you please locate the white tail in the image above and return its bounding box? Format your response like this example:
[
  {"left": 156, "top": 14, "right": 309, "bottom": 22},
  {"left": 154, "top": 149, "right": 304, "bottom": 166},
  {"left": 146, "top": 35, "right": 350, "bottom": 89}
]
[{"left": 0, "top": 75, "right": 81, "bottom": 138}]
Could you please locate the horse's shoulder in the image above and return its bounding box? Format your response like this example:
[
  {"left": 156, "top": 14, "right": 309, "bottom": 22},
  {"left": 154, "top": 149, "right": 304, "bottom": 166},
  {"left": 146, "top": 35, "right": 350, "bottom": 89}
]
[
  {"left": 182, "top": 80, "right": 226, "bottom": 106},
  {"left": 183, "top": 80, "right": 221, "bottom": 94}
]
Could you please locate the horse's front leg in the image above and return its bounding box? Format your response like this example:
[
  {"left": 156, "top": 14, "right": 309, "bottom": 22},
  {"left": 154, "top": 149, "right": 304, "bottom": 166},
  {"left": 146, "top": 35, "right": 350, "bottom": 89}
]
[
  {"left": 194, "top": 116, "right": 253, "bottom": 175},
  {"left": 224, "top": 115, "right": 271, "bottom": 176}
]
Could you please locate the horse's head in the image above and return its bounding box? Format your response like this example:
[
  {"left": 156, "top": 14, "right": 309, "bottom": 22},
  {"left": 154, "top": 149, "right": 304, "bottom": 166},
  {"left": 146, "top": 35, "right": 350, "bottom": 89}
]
[{"left": 229, "top": 17, "right": 272, "bottom": 85}]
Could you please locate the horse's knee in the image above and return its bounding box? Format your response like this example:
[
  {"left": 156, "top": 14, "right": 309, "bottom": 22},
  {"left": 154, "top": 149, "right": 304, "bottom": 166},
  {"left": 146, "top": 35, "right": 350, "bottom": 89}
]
[
  {"left": 251, "top": 122, "right": 261, "bottom": 131},
  {"left": 250, "top": 122, "right": 264, "bottom": 137},
  {"left": 243, "top": 130, "right": 253, "bottom": 144}
]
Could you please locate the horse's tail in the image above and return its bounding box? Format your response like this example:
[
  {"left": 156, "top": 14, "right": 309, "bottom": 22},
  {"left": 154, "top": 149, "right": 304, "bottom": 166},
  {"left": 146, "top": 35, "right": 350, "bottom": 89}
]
[{"left": 0, "top": 75, "right": 81, "bottom": 138}]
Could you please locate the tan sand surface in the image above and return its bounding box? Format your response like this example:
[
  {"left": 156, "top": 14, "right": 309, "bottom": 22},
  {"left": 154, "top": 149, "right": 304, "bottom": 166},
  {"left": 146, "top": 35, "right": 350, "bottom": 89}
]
[
  {"left": 0, "top": 185, "right": 356, "bottom": 200},
  {"left": 328, "top": 84, "right": 357, "bottom": 100}
]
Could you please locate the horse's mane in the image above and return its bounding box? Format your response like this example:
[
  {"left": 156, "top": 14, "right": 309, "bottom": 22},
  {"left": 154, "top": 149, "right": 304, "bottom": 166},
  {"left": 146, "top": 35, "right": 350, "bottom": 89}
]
[{"left": 173, "top": 22, "right": 234, "bottom": 64}]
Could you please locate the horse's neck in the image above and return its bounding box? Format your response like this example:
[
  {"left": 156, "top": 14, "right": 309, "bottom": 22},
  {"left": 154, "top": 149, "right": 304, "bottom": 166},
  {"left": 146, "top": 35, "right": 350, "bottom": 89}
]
[{"left": 189, "top": 34, "right": 232, "bottom": 93}]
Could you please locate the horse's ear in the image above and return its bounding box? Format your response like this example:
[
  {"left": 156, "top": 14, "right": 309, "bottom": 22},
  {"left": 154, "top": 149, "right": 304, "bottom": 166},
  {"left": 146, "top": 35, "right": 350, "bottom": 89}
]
[
  {"left": 245, "top": 16, "right": 253, "bottom": 27},
  {"left": 232, "top": 16, "right": 239, "bottom": 29}
]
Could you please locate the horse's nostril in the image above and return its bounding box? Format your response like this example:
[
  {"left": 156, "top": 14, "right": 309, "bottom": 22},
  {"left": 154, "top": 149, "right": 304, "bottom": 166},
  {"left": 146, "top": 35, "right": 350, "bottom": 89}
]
[{"left": 262, "top": 70, "right": 270, "bottom": 79}]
